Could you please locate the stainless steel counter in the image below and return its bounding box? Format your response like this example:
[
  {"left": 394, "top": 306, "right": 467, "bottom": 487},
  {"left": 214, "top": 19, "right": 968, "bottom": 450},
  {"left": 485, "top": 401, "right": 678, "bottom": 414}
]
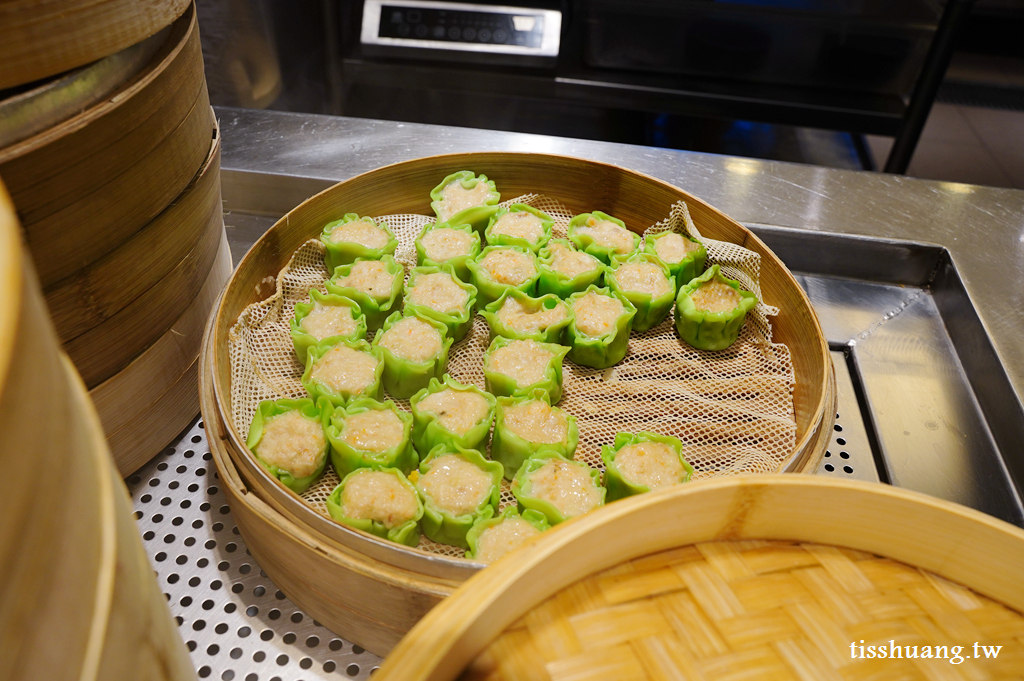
[
  {"left": 126, "top": 107, "right": 1024, "bottom": 680},
  {"left": 216, "top": 107, "right": 1024, "bottom": 409}
]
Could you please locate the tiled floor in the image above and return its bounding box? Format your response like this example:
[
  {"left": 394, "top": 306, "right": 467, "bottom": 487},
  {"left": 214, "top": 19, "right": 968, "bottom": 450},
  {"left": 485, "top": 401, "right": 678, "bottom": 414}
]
[{"left": 866, "top": 104, "right": 1024, "bottom": 190}]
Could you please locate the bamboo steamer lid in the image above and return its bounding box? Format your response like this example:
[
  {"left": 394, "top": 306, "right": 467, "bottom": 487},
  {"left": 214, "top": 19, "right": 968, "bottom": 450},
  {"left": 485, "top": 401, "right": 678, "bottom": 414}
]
[
  {"left": 61, "top": 117, "right": 223, "bottom": 388},
  {"left": 0, "top": 0, "right": 190, "bottom": 90},
  {"left": 0, "top": 3, "right": 208, "bottom": 288},
  {"left": 93, "top": 231, "right": 232, "bottom": 475},
  {"left": 0, "top": 181, "right": 194, "bottom": 679},
  {"left": 376, "top": 476, "right": 1024, "bottom": 681}
]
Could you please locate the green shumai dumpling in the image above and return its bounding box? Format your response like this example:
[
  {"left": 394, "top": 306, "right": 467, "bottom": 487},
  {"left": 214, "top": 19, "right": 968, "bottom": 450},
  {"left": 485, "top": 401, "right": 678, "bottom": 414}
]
[
  {"left": 301, "top": 339, "right": 384, "bottom": 408},
  {"left": 511, "top": 452, "right": 605, "bottom": 526},
  {"left": 290, "top": 288, "right": 367, "bottom": 365},
  {"left": 675, "top": 264, "right": 758, "bottom": 351},
  {"left": 601, "top": 431, "right": 694, "bottom": 502},
  {"left": 415, "top": 222, "right": 481, "bottom": 282},
  {"left": 320, "top": 213, "right": 398, "bottom": 273},
  {"left": 484, "top": 204, "right": 554, "bottom": 252},
  {"left": 409, "top": 375, "right": 496, "bottom": 457},
  {"left": 564, "top": 285, "right": 637, "bottom": 369},
  {"left": 372, "top": 310, "right": 452, "bottom": 400},
  {"left": 536, "top": 238, "right": 606, "bottom": 298},
  {"left": 492, "top": 389, "right": 578, "bottom": 480},
  {"left": 413, "top": 444, "right": 503, "bottom": 549},
  {"left": 480, "top": 289, "right": 572, "bottom": 345},
  {"left": 568, "top": 211, "right": 640, "bottom": 264},
  {"left": 465, "top": 506, "right": 550, "bottom": 563},
  {"left": 606, "top": 252, "right": 676, "bottom": 333},
  {"left": 326, "top": 467, "right": 423, "bottom": 547},
  {"left": 403, "top": 265, "right": 477, "bottom": 343},
  {"left": 466, "top": 245, "right": 540, "bottom": 310},
  {"left": 430, "top": 171, "right": 500, "bottom": 234},
  {"left": 325, "top": 397, "right": 416, "bottom": 477},
  {"left": 246, "top": 398, "right": 330, "bottom": 494},
  {"left": 325, "top": 255, "right": 404, "bottom": 331},
  {"left": 483, "top": 336, "right": 569, "bottom": 405},
  {"left": 643, "top": 231, "right": 707, "bottom": 286}
]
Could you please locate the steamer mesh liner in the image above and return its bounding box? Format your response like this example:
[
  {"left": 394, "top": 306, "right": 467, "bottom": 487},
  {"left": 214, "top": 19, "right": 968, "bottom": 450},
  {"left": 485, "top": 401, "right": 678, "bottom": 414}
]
[{"left": 228, "top": 195, "right": 796, "bottom": 559}]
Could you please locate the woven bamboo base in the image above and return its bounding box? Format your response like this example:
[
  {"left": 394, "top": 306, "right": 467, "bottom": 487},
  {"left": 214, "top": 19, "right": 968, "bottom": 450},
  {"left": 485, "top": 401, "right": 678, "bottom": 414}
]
[
  {"left": 466, "top": 540, "right": 1024, "bottom": 680},
  {"left": 375, "top": 476, "right": 1024, "bottom": 681}
]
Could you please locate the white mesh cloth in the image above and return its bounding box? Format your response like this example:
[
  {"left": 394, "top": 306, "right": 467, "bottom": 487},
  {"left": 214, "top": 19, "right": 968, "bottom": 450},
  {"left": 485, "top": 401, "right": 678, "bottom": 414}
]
[{"left": 228, "top": 195, "right": 796, "bottom": 558}]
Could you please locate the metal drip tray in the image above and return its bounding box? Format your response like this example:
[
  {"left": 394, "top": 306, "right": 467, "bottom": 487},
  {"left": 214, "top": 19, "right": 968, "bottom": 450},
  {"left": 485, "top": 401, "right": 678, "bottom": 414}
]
[{"left": 126, "top": 168, "right": 1024, "bottom": 680}]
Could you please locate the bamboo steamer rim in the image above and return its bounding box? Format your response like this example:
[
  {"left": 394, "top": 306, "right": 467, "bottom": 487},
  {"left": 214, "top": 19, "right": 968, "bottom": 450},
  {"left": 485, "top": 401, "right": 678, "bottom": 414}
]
[
  {"left": 375, "top": 475, "right": 1024, "bottom": 681},
  {"left": 0, "top": 0, "right": 191, "bottom": 91},
  {"left": 0, "top": 183, "right": 22, "bottom": 392},
  {"left": 207, "top": 152, "right": 831, "bottom": 571}
]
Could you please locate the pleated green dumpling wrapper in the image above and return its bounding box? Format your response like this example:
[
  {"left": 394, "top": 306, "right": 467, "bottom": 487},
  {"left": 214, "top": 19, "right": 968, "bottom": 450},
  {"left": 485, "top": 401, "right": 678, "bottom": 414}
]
[
  {"left": 511, "top": 452, "right": 605, "bottom": 526},
  {"left": 289, "top": 288, "right": 367, "bottom": 365},
  {"left": 466, "top": 245, "right": 540, "bottom": 310},
  {"left": 643, "top": 230, "right": 707, "bottom": 286},
  {"left": 536, "top": 238, "right": 606, "bottom": 298},
  {"left": 484, "top": 204, "right": 553, "bottom": 252},
  {"left": 430, "top": 171, "right": 500, "bottom": 234},
  {"left": 412, "top": 444, "right": 503, "bottom": 549},
  {"left": 246, "top": 397, "right": 331, "bottom": 494},
  {"left": 301, "top": 339, "right": 384, "bottom": 408},
  {"left": 372, "top": 310, "right": 452, "bottom": 400},
  {"left": 568, "top": 211, "right": 640, "bottom": 264},
  {"left": 415, "top": 222, "right": 481, "bottom": 283},
  {"left": 325, "top": 397, "right": 416, "bottom": 477},
  {"left": 409, "top": 375, "right": 496, "bottom": 457},
  {"left": 483, "top": 336, "right": 569, "bottom": 405},
  {"left": 675, "top": 264, "right": 758, "bottom": 351},
  {"left": 325, "top": 255, "right": 404, "bottom": 330},
  {"left": 606, "top": 252, "right": 676, "bottom": 332},
  {"left": 492, "top": 389, "right": 578, "bottom": 480},
  {"left": 480, "top": 289, "right": 573, "bottom": 344},
  {"left": 326, "top": 467, "right": 423, "bottom": 546},
  {"left": 465, "top": 507, "right": 550, "bottom": 563},
  {"left": 564, "top": 285, "right": 637, "bottom": 369},
  {"left": 320, "top": 213, "right": 398, "bottom": 273},
  {"left": 601, "top": 431, "right": 694, "bottom": 502},
  {"left": 403, "top": 265, "right": 477, "bottom": 343}
]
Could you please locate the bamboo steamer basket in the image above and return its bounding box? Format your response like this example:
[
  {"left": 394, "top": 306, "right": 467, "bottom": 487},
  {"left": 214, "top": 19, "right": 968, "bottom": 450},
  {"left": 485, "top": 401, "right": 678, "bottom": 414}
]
[
  {"left": 44, "top": 110, "right": 220, "bottom": 345},
  {"left": 59, "top": 117, "right": 223, "bottom": 388},
  {"left": 0, "top": 3, "right": 208, "bottom": 289},
  {"left": 0, "top": 181, "right": 195, "bottom": 679},
  {"left": 377, "top": 476, "right": 1024, "bottom": 681},
  {"left": 0, "top": 0, "right": 190, "bottom": 90},
  {"left": 93, "top": 231, "right": 232, "bottom": 475},
  {"left": 201, "top": 153, "right": 835, "bottom": 655}
]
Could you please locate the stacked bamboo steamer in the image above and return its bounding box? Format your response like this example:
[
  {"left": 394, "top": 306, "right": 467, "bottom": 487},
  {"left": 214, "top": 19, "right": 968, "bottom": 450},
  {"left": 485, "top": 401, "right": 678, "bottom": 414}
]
[
  {"left": 0, "top": 1, "right": 231, "bottom": 476},
  {"left": 0, "top": 182, "right": 195, "bottom": 680}
]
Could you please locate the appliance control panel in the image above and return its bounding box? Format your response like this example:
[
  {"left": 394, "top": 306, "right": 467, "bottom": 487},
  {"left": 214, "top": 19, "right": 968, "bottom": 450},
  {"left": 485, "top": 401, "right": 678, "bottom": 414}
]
[{"left": 360, "top": 0, "right": 561, "bottom": 62}]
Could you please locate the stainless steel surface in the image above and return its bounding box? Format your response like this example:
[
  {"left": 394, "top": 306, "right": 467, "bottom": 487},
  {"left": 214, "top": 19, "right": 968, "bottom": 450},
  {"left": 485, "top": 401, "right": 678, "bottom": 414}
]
[
  {"left": 214, "top": 108, "right": 1024, "bottom": 415},
  {"left": 814, "top": 351, "right": 879, "bottom": 484},
  {"left": 128, "top": 419, "right": 383, "bottom": 681},
  {"left": 130, "top": 385, "right": 872, "bottom": 679},
  {"left": 360, "top": 0, "right": 561, "bottom": 59},
  {"left": 0, "top": 27, "right": 169, "bottom": 148}
]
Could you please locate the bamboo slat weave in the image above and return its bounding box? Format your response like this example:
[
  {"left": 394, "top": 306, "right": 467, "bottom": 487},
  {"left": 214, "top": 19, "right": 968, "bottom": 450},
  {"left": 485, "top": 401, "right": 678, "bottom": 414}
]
[{"left": 462, "top": 540, "right": 1024, "bottom": 681}]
